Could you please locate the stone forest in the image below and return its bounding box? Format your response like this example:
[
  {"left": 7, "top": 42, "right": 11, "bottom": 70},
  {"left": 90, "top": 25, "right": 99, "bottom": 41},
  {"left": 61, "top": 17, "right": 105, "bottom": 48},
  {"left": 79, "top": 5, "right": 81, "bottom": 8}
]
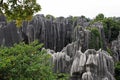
[{"left": 0, "top": 13, "right": 120, "bottom": 80}]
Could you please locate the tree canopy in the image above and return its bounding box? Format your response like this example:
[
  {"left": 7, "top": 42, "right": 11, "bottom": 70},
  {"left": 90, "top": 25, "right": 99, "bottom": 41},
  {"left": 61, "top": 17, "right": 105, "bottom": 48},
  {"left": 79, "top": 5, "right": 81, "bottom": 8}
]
[
  {"left": 94, "top": 13, "right": 104, "bottom": 21},
  {"left": 0, "top": 0, "right": 41, "bottom": 27},
  {"left": 93, "top": 13, "right": 120, "bottom": 42}
]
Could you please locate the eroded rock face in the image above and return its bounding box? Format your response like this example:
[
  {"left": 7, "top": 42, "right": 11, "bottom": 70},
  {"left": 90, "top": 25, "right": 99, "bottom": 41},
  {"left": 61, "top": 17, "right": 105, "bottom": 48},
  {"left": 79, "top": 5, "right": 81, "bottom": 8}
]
[
  {"left": 0, "top": 14, "right": 116, "bottom": 80},
  {"left": 0, "top": 21, "right": 20, "bottom": 46},
  {"left": 71, "top": 49, "right": 115, "bottom": 80},
  {"left": 73, "top": 16, "right": 90, "bottom": 27},
  {"left": 47, "top": 50, "right": 71, "bottom": 73},
  {"left": 0, "top": 15, "right": 103, "bottom": 52},
  {"left": 111, "top": 32, "right": 120, "bottom": 62},
  {"left": 21, "top": 14, "right": 74, "bottom": 52},
  {"left": 73, "top": 26, "right": 91, "bottom": 52},
  {"left": 47, "top": 47, "right": 115, "bottom": 80},
  {"left": 21, "top": 15, "right": 94, "bottom": 52}
]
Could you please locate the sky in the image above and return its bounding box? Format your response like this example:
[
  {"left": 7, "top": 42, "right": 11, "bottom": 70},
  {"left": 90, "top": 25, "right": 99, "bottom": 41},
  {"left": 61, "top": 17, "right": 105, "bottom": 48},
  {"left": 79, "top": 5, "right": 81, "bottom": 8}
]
[{"left": 37, "top": 0, "right": 120, "bottom": 18}]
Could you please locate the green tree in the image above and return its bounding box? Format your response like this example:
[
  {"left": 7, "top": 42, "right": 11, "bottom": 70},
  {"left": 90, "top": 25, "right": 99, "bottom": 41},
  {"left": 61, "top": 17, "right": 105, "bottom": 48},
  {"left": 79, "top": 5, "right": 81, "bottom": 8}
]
[
  {"left": 0, "top": 0, "right": 41, "bottom": 27},
  {"left": 95, "top": 13, "right": 104, "bottom": 21},
  {"left": 93, "top": 13, "right": 120, "bottom": 43},
  {"left": 115, "top": 62, "right": 120, "bottom": 80},
  {"left": 103, "top": 17, "right": 120, "bottom": 42},
  {"left": 0, "top": 40, "right": 69, "bottom": 80},
  {"left": 87, "top": 27, "right": 103, "bottom": 50},
  {"left": 0, "top": 41, "right": 57, "bottom": 80}
]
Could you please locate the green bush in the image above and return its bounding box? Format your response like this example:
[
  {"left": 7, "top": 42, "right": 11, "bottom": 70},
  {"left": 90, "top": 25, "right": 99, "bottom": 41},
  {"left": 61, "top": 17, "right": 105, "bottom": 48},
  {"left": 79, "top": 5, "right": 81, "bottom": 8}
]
[
  {"left": 103, "top": 18, "right": 120, "bottom": 42},
  {"left": 93, "top": 14, "right": 120, "bottom": 43},
  {"left": 87, "top": 27, "right": 103, "bottom": 50},
  {"left": 106, "top": 48, "right": 112, "bottom": 56},
  {"left": 94, "top": 13, "right": 104, "bottom": 22},
  {"left": 115, "top": 62, "right": 120, "bottom": 80},
  {"left": 0, "top": 41, "right": 56, "bottom": 80}
]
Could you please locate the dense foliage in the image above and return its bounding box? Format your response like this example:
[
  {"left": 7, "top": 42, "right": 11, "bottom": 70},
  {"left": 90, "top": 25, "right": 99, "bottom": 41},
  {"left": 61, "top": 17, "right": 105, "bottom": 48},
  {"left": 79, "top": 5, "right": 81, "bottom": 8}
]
[
  {"left": 94, "top": 13, "right": 120, "bottom": 43},
  {"left": 102, "top": 18, "right": 120, "bottom": 42},
  {"left": 94, "top": 13, "right": 104, "bottom": 21},
  {"left": 115, "top": 62, "right": 120, "bottom": 80},
  {"left": 0, "top": 0, "right": 41, "bottom": 27},
  {"left": 88, "top": 27, "right": 103, "bottom": 50},
  {"left": 0, "top": 41, "right": 57, "bottom": 80}
]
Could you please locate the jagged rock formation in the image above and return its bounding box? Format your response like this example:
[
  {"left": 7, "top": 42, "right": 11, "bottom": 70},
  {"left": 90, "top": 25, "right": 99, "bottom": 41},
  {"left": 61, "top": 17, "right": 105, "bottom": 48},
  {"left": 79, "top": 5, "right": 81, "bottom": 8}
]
[
  {"left": 0, "top": 14, "right": 117, "bottom": 80},
  {"left": 0, "top": 23, "right": 20, "bottom": 46},
  {"left": 0, "top": 15, "right": 20, "bottom": 46},
  {"left": 21, "top": 14, "right": 74, "bottom": 51},
  {"left": 89, "top": 22, "right": 107, "bottom": 50},
  {"left": 23, "top": 15, "right": 105, "bottom": 52},
  {"left": 0, "top": 14, "right": 106, "bottom": 51},
  {"left": 47, "top": 47, "right": 115, "bottom": 80},
  {"left": 47, "top": 49, "right": 71, "bottom": 73},
  {"left": 111, "top": 32, "right": 120, "bottom": 62}
]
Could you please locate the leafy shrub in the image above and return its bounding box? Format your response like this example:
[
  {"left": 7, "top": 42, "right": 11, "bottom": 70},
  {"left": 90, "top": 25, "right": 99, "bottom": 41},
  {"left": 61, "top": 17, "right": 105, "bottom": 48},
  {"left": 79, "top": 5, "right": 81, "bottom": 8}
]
[
  {"left": 103, "top": 18, "right": 120, "bottom": 42},
  {"left": 106, "top": 48, "right": 112, "bottom": 55},
  {"left": 0, "top": 41, "right": 56, "bottom": 80},
  {"left": 87, "top": 27, "right": 103, "bottom": 50},
  {"left": 115, "top": 62, "right": 120, "bottom": 80},
  {"left": 56, "top": 73, "right": 69, "bottom": 80}
]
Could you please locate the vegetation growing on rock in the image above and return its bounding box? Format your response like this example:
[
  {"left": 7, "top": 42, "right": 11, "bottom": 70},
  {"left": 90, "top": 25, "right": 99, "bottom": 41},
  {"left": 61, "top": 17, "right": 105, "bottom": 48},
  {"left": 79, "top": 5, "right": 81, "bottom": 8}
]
[
  {"left": 94, "top": 13, "right": 120, "bottom": 43},
  {"left": 115, "top": 62, "right": 120, "bottom": 80},
  {"left": 87, "top": 27, "right": 103, "bottom": 50}
]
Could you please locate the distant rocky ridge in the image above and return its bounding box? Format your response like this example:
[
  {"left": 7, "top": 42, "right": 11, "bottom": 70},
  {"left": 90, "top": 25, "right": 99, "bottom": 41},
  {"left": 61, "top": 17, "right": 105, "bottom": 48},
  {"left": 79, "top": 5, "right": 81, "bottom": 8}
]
[{"left": 0, "top": 14, "right": 118, "bottom": 80}]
